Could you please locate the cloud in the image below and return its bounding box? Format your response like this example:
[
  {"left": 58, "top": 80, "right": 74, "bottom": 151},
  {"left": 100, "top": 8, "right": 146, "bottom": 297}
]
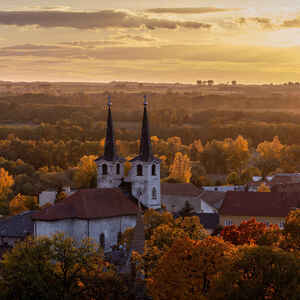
[
  {"left": 0, "top": 43, "right": 292, "bottom": 65},
  {"left": 115, "top": 34, "right": 158, "bottom": 42},
  {"left": 282, "top": 17, "right": 300, "bottom": 28},
  {"left": 236, "top": 17, "right": 274, "bottom": 29},
  {"left": 146, "top": 7, "right": 234, "bottom": 14},
  {"left": 0, "top": 10, "right": 211, "bottom": 30}
]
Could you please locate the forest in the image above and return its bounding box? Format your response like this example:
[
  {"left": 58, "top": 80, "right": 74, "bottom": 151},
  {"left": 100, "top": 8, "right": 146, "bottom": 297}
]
[{"left": 1, "top": 91, "right": 300, "bottom": 215}]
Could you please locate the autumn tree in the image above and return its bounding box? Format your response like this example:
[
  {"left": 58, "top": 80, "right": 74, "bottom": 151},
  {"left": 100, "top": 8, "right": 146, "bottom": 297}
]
[
  {"left": 9, "top": 193, "right": 38, "bottom": 215},
  {"left": 211, "top": 246, "right": 300, "bottom": 300},
  {"left": 281, "top": 209, "right": 300, "bottom": 252},
  {"left": 73, "top": 155, "right": 97, "bottom": 188},
  {"left": 257, "top": 182, "right": 271, "bottom": 192},
  {"left": 147, "top": 237, "right": 234, "bottom": 300},
  {"left": 0, "top": 168, "right": 14, "bottom": 214},
  {"left": 256, "top": 136, "right": 284, "bottom": 177},
  {"left": 221, "top": 218, "right": 281, "bottom": 246},
  {"left": 169, "top": 152, "right": 192, "bottom": 183},
  {"left": 138, "top": 216, "right": 208, "bottom": 275}
]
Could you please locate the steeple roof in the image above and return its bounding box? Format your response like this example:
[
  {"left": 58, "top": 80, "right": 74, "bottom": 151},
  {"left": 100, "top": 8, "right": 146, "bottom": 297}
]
[
  {"left": 131, "top": 96, "right": 160, "bottom": 163},
  {"left": 96, "top": 96, "right": 124, "bottom": 162}
]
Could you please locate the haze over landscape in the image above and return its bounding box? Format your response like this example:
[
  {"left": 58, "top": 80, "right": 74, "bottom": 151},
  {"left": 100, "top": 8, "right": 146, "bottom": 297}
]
[{"left": 1, "top": 0, "right": 300, "bottom": 83}]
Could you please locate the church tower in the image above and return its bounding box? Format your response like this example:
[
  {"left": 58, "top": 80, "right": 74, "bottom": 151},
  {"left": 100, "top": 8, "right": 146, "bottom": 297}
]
[
  {"left": 96, "top": 96, "right": 125, "bottom": 188},
  {"left": 126, "top": 96, "right": 161, "bottom": 209}
]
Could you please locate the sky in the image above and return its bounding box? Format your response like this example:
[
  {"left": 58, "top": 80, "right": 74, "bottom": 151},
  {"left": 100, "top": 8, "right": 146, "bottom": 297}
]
[{"left": 1, "top": 1, "right": 300, "bottom": 83}]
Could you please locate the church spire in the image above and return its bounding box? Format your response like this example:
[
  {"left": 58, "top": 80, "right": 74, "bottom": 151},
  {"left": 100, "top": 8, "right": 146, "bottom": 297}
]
[
  {"left": 139, "top": 95, "right": 154, "bottom": 162},
  {"left": 103, "top": 95, "right": 117, "bottom": 161}
]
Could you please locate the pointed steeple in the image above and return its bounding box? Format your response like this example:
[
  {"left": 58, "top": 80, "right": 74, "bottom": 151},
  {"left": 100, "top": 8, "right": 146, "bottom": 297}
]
[
  {"left": 101, "top": 96, "right": 120, "bottom": 161},
  {"left": 138, "top": 95, "right": 154, "bottom": 162}
]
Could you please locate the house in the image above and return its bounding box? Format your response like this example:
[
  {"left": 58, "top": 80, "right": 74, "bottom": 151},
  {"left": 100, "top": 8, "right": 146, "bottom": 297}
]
[
  {"left": 161, "top": 182, "right": 202, "bottom": 213},
  {"left": 199, "top": 191, "right": 225, "bottom": 213},
  {"left": 219, "top": 191, "right": 300, "bottom": 228},
  {"left": 32, "top": 96, "right": 162, "bottom": 252},
  {"left": 0, "top": 211, "right": 35, "bottom": 256}
]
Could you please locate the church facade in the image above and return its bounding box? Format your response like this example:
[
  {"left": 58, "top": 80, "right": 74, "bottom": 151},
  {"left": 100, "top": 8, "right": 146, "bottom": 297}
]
[{"left": 32, "top": 96, "right": 161, "bottom": 251}]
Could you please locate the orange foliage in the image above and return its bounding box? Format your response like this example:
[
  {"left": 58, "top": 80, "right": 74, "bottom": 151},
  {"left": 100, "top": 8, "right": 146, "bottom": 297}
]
[
  {"left": 221, "top": 218, "right": 281, "bottom": 246},
  {"left": 147, "top": 236, "right": 234, "bottom": 300}
]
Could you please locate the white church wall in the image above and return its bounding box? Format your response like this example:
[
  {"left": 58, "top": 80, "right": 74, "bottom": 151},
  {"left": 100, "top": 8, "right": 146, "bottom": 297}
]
[{"left": 89, "top": 215, "right": 136, "bottom": 252}]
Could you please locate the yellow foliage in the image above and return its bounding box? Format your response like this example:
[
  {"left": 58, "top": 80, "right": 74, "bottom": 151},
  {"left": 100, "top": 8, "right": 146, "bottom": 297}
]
[
  {"left": 169, "top": 152, "right": 192, "bottom": 183},
  {"left": 0, "top": 168, "right": 14, "bottom": 202},
  {"left": 256, "top": 136, "right": 284, "bottom": 160},
  {"left": 257, "top": 183, "right": 271, "bottom": 192}
]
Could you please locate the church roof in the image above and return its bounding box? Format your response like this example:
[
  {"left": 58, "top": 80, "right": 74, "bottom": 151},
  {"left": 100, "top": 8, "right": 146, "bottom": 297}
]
[
  {"left": 96, "top": 97, "right": 125, "bottom": 163},
  {"left": 130, "top": 96, "right": 160, "bottom": 163},
  {"left": 32, "top": 188, "right": 138, "bottom": 221}
]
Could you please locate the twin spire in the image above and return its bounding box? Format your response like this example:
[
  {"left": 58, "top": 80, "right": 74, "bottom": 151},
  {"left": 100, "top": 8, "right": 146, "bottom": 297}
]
[{"left": 103, "top": 95, "right": 154, "bottom": 162}]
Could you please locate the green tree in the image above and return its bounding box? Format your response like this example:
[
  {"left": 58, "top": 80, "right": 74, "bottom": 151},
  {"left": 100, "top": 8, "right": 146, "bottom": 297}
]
[{"left": 0, "top": 234, "right": 128, "bottom": 300}]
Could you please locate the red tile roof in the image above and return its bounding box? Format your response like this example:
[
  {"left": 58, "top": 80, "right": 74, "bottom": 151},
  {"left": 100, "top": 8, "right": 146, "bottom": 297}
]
[
  {"left": 220, "top": 192, "right": 300, "bottom": 218},
  {"left": 161, "top": 183, "right": 201, "bottom": 197},
  {"left": 32, "top": 188, "right": 138, "bottom": 221}
]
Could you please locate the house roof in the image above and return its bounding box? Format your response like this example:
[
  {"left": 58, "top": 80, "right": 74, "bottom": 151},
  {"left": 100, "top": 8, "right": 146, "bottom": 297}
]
[
  {"left": 32, "top": 188, "right": 138, "bottom": 221},
  {"left": 161, "top": 182, "right": 201, "bottom": 197},
  {"left": 0, "top": 211, "right": 34, "bottom": 238},
  {"left": 220, "top": 191, "right": 300, "bottom": 218},
  {"left": 199, "top": 191, "right": 225, "bottom": 210}
]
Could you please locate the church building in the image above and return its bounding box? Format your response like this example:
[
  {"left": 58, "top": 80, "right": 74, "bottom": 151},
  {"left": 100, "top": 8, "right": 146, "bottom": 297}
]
[{"left": 32, "top": 96, "right": 161, "bottom": 251}]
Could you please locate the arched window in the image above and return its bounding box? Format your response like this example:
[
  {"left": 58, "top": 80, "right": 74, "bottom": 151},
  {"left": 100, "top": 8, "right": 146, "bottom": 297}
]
[
  {"left": 100, "top": 233, "right": 105, "bottom": 249},
  {"left": 137, "top": 164, "right": 143, "bottom": 176},
  {"left": 152, "top": 188, "right": 157, "bottom": 200},
  {"left": 102, "top": 164, "right": 108, "bottom": 175},
  {"left": 152, "top": 164, "right": 156, "bottom": 176},
  {"left": 116, "top": 163, "right": 120, "bottom": 175}
]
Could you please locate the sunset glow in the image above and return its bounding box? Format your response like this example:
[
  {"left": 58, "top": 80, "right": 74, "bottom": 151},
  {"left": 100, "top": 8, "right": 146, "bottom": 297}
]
[{"left": 1, "top": 0, "right": 300, "bottom": 83}]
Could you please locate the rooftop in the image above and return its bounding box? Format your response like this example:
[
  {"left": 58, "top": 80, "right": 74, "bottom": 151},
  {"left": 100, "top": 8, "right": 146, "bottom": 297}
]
[{"left": 32, "top": 188, "right": 138, "bottom": 221}]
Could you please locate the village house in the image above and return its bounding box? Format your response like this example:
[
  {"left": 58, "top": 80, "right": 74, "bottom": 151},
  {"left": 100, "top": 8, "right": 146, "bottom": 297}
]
[{"left": 219, "top": 191, "right": 300, "bottom": 228}]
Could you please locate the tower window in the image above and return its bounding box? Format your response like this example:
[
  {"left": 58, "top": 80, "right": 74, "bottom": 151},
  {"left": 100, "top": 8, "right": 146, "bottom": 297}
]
[
  {"left": 116, "top": 163, "right": 120, "bottom": 175},
  {"left": 152, "top": 188, "right": 157, "bottom": 200},
  {"left": 102, "top": 164, "right": 108, "bottom": 175},
  {"left": 100, "top": 233, "right": 105, "bottom": 249},
  {"left": 137, "top": 164, "right": 143, "bottom": 176},
  {"left": 152, "top": 164, "right": 156, "bottom": 176}
]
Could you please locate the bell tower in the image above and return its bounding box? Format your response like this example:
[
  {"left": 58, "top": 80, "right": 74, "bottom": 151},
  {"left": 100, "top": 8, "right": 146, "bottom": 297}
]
[
  {"left": 95, "top": 96, "right": 125, "bottom": 188},
  {"left": 126, "top": 96, "right": 161, "bottom": 209}
]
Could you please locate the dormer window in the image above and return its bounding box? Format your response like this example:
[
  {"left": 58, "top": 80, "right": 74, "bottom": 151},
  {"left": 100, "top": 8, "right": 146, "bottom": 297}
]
[
  {"left": 137, "top": 164, "right": 143, "bottom": 176},
  {"left": 116, "top": 163, "right": 120, "bottom": 175},
  {"left": 102, "top": 164, "right": 108, "bottom": 175},
  {"left": 152, "top": 164, "right": 156, "bottom": 176}
]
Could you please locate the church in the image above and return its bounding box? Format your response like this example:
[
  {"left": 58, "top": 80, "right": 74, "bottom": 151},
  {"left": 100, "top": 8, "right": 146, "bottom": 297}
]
[{"left": 32, "top": 96, "right": 161, "bottom": 252}]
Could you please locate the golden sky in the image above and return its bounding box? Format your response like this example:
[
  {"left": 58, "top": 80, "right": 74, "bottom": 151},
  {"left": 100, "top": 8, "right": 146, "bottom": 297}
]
[{"left": 1, "top": 0, "right": 300, "bottom": 83}]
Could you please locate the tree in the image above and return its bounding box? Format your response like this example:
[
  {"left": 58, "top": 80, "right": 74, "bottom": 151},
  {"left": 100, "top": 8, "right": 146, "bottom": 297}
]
[
  {"left": 9, "top": 193, "right": 38, "bottom": 215},
  {"left": 281, "top": 209, "right": 300, "bottom": 252},
  {"left": 221, "top": 218, "right": 281, "bottom": 246},
  {"left": 147, "top": 237, "right": 234, "bottom": 300},
  {"left": 178, "top": 200, "right": 195, "bottom": 217},
  {"left": 210, "top": 246, "right": 300, "bottom": 300},
  {"left": 137, "top": 216, "right": 208, "bottom": 275},
  {"left": 0, "top": 234, "right": 128, "bottom": 300},
  {"left": 256, "top": 136, "right": 284, "bottom": 177},
  {"left": 169, "top": 152, "right": 192, "bottom": 183},
  {"left": 257, "top": 182, "right": 271, "bottom": 192},
  {"left": 73, "top": 155, "right": 97, "bottom": 189},
  {"left": 226, "top": 171, "right": 240, "bottom": 185},
  {"left": 0, "top": 168, "right": 14, "bottom": 214}
]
